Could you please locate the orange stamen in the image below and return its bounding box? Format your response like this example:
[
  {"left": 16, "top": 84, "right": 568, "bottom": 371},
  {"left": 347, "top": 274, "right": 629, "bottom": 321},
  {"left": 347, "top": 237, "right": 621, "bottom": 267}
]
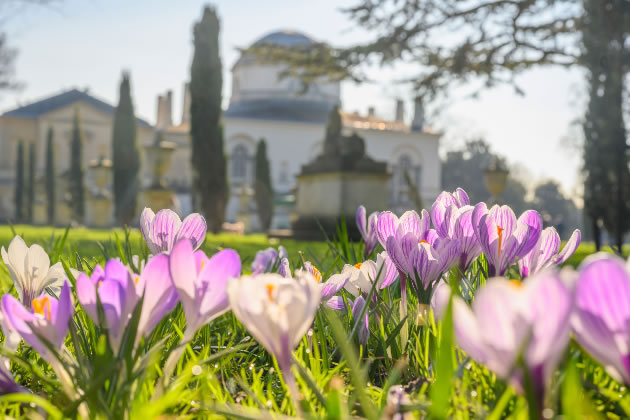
[
  {"left": 354, "top": 262, "right": 362, "bottom": 270},
  {"left": 312, "top": 266, "right": 322, "bottom": 283},
  {"left": 32, "top": 296, "right": 52, "bottom": 321},
  {"left": 497, "top": 226, "right": 505, "bottom": 257},
  {"left": 419, "top": 240, "right": 429, "bottom": 244},
  {"left": 265, "top": 283, "right": 276, "bottom": 300},
  {"left": 509, "top": 279, "right": 522, "bottom": 288},
  {"left": 134, "top": 275, "right": 140, "bottom": 285}
]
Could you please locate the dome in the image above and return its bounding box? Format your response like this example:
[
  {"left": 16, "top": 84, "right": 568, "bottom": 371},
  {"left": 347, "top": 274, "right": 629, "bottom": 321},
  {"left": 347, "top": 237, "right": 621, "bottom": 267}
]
[{"left": 252, "top": 30, "right": 315, "bottom": 48}]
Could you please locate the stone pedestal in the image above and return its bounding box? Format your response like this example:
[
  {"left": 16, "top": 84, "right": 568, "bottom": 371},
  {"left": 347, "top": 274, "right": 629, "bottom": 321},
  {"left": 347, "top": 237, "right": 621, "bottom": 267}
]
[
  {"left": 293, "top": 171, "right": 390, "bottom": 239},
  {"left": 86, "top": 156, "right": 113, "bottom": 228},
  {"left": 57, "top": 201, "right": 72, "bottom": 226},
  {"left": 33, "top": 201, "right": 47, "bottom": 225},
  {"left": 141, "top": 188, "right": 175, "bottom": 213},
  {"left": 87, "top": 197, "right": 112, "bottom": 228}
]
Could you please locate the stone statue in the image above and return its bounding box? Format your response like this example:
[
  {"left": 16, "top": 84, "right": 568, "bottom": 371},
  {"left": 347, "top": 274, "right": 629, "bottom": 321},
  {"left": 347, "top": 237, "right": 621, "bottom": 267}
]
[{"left": 301, "top": 107, "right": 387, "bottom": 175}]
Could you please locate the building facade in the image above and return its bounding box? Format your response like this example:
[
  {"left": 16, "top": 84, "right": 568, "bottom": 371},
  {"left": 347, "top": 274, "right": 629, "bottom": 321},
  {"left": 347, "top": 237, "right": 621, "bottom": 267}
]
[{"left": 159, "top": 30, "right": 442, "bottom": 230}]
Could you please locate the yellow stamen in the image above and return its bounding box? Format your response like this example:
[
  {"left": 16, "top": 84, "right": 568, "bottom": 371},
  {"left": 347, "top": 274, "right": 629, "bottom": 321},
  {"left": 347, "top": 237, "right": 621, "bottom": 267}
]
[
  {"left": 200, "top": 258, "right": 206, "bottom": 271},
  {"left": 419, "top": 240, "right": 428, "bottom": 244},
  {"left": 312, "top": 266, "right": 322, "bottom": 283},
  {"left": 32, "top": 296, "right": 52, "bottom": 321},
  {"left": 509, "top": 279, "right": 522, "bottom": 288},
  {"left": 354, "top": 262, "right": 362, "bottom": 270},
  {"left": 497, "top": 226, "right": 505, "bottom": 257},
  {"left": 265, "top": 283, "right": 276, "bottom": 300},
  {"left": 134, "top": 275, "right": 140, "bottom": 285}
]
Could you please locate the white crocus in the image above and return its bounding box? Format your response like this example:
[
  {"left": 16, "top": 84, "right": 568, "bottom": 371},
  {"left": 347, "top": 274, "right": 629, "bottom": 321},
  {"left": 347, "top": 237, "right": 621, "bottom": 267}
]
[
  {"left": 342, "top": 252, "right": 398, "bottom": 297},
  {"left": 1, "top": 236, "right": 68, "bottom": 307},
  {"left": 228, "top": 270, "right": 320, "bottom": 373}
]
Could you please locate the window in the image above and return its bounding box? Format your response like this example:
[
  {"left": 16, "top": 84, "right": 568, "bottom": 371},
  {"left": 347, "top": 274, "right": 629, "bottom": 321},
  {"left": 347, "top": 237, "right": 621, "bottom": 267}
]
[
  {"left": 231, "top": 145, "right": 248, "bottom": 180},
  {"left": 398, "top": 156, "right": 412, "bottom": 188},
  {"left": 394, "top": 155, "right": 422, "bottom": 204}
]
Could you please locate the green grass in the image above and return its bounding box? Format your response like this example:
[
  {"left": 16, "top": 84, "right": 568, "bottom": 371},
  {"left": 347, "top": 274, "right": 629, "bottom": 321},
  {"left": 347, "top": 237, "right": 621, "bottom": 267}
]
[
  {"left": 1, "top": 224, "right": 628, "bottom": 419},
  {"left": 2, "top": 224, "right": 330, "bottom": 268}
]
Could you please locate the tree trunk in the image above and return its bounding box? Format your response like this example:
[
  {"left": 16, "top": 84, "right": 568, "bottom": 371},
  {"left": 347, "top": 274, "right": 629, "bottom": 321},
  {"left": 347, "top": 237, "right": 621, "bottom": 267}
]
[{"left": 593, "top": 217, "right": 601, "bottom": 251}]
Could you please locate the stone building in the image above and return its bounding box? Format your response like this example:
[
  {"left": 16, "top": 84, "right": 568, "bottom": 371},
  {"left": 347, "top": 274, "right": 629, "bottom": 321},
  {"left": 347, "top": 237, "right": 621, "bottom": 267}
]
[
  {"left": 159, "top": 30, "right": 441, "bottom": 230},
  {"left": 0, "top": 89, "right": 153, "bottom": 224}
]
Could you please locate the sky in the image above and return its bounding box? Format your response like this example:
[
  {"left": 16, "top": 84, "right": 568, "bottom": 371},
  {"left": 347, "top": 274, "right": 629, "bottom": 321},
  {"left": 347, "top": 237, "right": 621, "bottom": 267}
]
[{"left": 0, "top": 0, "right": 584, "bottom": 196}]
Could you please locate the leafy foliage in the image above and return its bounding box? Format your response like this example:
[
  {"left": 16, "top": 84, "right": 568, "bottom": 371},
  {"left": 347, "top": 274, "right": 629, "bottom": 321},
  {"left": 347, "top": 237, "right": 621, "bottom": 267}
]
[
  {"left": 13, "top": 141, "right": 24, "bottom": 223},
  {"left": 254, "top": 139, "right": 274, "bottom": 231},
  {"left": 111, "top": 72, "right": 140, "bottom": 226},
  {"left": 45, "top": 127, "right": 55, "bottom": 225},
  {"left": 190, "top": 6, "right": 228, "bottom": 233},
  {"left": 68, "top": 109, "right": 85, "bottom": 222}
]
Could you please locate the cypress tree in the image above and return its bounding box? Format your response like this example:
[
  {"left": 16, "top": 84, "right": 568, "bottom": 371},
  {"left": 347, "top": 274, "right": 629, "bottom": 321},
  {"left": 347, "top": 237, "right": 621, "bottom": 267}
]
[
  {"left": 254, "top": 139, "right": 274, "bottom": 231},
  {"left": 69, "top": 108, "right": 85, "bottom": 222},
  {"left": 582, "top": 0, "right": 630, "bottom": 250},
  {"left": 112, "top": 71, "right": 140, "bottom": 225},
  {"left": 45, "top": 127, "right": 55, "bottom": 225},
  {"left": 26, "top": 142, "right": 35, "bottom": 223},
  {"left": 190, "top": 6, "right": 227, "bottom": 233},
  {"left": 13, "top": 141, "right": 24, "bottom": 222}
]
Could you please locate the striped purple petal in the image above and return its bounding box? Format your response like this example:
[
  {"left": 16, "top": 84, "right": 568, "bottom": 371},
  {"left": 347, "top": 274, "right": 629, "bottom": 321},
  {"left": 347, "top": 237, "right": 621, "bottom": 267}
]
[
  {"left": 176, "top": 213, "right": 207, "bottom": 251},
  {"left": 150, "top": 209, "right": 182, "bottom": 254},
  {"left": 554, "top": 229, "right": 581, "bottom": 265}
]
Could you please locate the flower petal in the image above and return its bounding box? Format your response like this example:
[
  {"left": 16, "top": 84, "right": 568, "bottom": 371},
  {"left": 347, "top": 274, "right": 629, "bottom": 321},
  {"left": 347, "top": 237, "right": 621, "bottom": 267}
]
[
  {"left": 554, "top": 229, "right": 581, "bottom": 265},
  {"left": 176, "top": 213, "right": 207, "bottom": 251},
  {"left": 151, "top": 209, "right": 182, "bottom": 254}
]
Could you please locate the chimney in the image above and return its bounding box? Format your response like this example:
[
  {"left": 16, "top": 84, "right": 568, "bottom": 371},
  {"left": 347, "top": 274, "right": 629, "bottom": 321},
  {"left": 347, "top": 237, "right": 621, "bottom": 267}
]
[
  {"left": 368, "top": 106, "right": 375, "bottom": 117},
  {"left": 395, "top": 99, "right": 404, "bottom": 121},
  {"left": 165, "top": 90, "right": 173, "bottom": 128},
  {"left": 181, "top": 82, "right": 191, "bottom": 125},
  {"left": 411, "top": 97, "right": 424, "bottom": 132},
  {"left": 156, "top": 95, "right": 165, "bottom": 129}
]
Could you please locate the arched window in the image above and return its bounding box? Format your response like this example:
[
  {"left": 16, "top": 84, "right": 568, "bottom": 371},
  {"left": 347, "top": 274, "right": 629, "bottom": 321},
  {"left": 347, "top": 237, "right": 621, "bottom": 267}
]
[
  {"left": 231, "top": 145, "right": 248, "bottom": 180},
  {"left": 398, "top": 156, "right": 412, "bottom": 188}
]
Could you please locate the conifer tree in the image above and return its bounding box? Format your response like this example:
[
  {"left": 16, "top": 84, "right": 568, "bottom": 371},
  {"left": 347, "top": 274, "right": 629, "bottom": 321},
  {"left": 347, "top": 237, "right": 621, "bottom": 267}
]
[
  {"left": 190, "top": 6, "right": 227, "bottom": 233},
  {"left": 69, "top": 108, "right": 85, "bottom": 222},
  {"left": 26, "top": 142, "right": 35, "bottom": 223},
  {"left": 254, "top": 139, "right": 274, "bottom": 231},
  {"left": 112, "top": 71, "right": 140, "bottom": 225},
  {"left": 13, "top": 140, "right": 24, "bottom": 222},
  {"left": 45, "top": 127, "right": 55, "bottom": 225}
]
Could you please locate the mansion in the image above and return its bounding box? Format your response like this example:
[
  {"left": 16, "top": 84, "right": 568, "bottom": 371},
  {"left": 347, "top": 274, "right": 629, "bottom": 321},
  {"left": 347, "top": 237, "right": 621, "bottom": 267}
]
[{"left": 0, "top": 30, "right": 441, "bottom": 230}]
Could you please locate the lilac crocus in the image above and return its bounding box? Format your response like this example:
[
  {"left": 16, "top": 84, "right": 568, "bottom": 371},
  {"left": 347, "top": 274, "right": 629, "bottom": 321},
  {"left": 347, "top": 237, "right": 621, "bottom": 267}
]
[
  {"left": 519, "top": 228, "right": 581, "bottom": 278},
  {"left": 351, "top": 295, "right": 369, "bottom": 345},
  {"left": 572, "top": 254, "right": 630, "bottom": 384},
  {"left": 76, "top": 260, "right": 138, "bottom": 352},
  {"left": 0, "top": 363, "right": 22, "bottom": 395},
  {"left": 430, "top": 188, "right": 470, "bottom": 238},
  {"left": 472, "top": 203, "right": 542, "bottom": 276},
  {"left": 140, "top": 207, "right": 207, "bottom": 255},
  {"left": 251, "top": 246, "right": 287, "bottom": 274},
  {"left": 356, "top": 205, "right": 379, "bottom": 258},
  {"left": 433, "top": 270, "right": 573, "bottom": 407},
  {"left": 1, "top": 280, "right": 74, "bottom": 361},
  {"left": 169, "top": 239, "right": 241, "bottom": 341}
]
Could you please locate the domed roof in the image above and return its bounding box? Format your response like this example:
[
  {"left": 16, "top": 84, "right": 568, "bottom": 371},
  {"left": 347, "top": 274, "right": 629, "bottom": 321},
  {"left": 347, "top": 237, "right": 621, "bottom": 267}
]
[{"left": 252, "top": 30, "right": 315, "bottom": 47}]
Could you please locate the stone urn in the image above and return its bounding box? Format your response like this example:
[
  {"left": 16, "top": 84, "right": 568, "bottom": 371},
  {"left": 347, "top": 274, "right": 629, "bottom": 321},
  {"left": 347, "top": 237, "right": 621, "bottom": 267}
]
[
  {"left": 145, "top": 138, "right": 176, "bottom": 189},
  {"left": 86, "top": 156, "right": 113, "bottom": 228}
]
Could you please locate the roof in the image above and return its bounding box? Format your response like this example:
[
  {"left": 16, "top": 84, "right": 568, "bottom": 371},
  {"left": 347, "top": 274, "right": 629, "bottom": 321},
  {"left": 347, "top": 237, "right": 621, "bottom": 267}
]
[
  {"left": 224, "top": 98, "right": 334, "bottom": 124},
  {"left": 2, "top": 88, "right": 151, "bottom": 127},
  {"left": 252, "top": 30, "right": 314, "bottom": 47}
]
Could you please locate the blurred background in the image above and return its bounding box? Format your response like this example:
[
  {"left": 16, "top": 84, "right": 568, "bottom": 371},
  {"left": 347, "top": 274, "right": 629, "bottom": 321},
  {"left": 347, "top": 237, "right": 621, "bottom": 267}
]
[{"left": 0, "top": 0, "right": 625, "bottom": 247}]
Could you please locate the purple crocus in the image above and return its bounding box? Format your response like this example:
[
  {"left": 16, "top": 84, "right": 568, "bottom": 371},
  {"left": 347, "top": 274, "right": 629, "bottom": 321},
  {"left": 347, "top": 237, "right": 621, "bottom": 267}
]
[
  {"left": 519, "top": 228, "right": 581, "bottom": 278},
  {"left": 433, "top": 270, "right": 572, "bottom": 407},
  {"left": 76, "top": 260, "right": 138, "bottom": 352},
  {"left": 251, "top": 246, "right": 288, "bottom": 274},
  {"left": 472, "top": 203, "right": 542, "bottom": 276},
  {"left": 1, "top": 280, "right": 74, "bottom": 362},
  {"left": 356, "top": 205, "right": 379, "bottom": 258},
  {"left": 351, "top": 295, "right": 369, "bottom": 345},
  {"left": 140, "top": 208, "right": 207, "bottom": 255},
  {"left": 376, "top": 210, "right": 431, "bottom": 252},
  {"left": 430, "top": 188, "right": 470, "bottom": 238},
  {"left": 0, "top": 363, "right": 22, "bottom": 395},
  {"left": 572, "top": 254, "right": 630, "bottom": 384},
  {"left": 169, "top": 239, "right": 241, "bottom": 341}
]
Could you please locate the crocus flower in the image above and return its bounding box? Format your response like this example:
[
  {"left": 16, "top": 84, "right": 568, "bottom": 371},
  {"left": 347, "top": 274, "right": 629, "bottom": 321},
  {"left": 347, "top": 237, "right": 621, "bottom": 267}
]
[
  {"left": 169, "top": 239, "right": 241, "bottom": 341},
  {"left": 342, "top": 252, "right": 398, "bottom": 297},
  {"left": 572, "top": 253, "right": 630, "bottom": 384},
  {"left": 430, "top": 188, "right": 470, "bottom": 238},
  {"left": 519, "top": 228, "right": 581, "bottom": 278},
  {"left": 251, "top": 246, "right": 287, "bottom": 274},
  {"left": 227, "top": 271, "right": 320, "bottom": 373},
  {"left": 76, "top": 260, "right": 138, "bottom": 352},
  {"left": 351, "top": 295, "right": 369, "bottom": 345},
  {"left": 356, "top": 205, "right": 379, "bottom": 258},
  {"left": 0, "top": 363, "right": 22, "bottom": 395},
  {"left": 1, "top": 236, "right": 69, "bottom": 307},
  {"left": 1, "top": 280, "right": 74, "bottom": 362},
  {"left": 453, "top": 207, "right": 483, "bottom": 270},
  {"left": 433, "top": 270, "right": 572, "bottom": 406},
  {"left": 376, "top": 210, "right": 431, "bottom": 253},
  {"left": 140, "top": 208, "right": 207, "bottom": 255},
  {"left": 472, "top": 203, "right": 542, "bottom": 276}
]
